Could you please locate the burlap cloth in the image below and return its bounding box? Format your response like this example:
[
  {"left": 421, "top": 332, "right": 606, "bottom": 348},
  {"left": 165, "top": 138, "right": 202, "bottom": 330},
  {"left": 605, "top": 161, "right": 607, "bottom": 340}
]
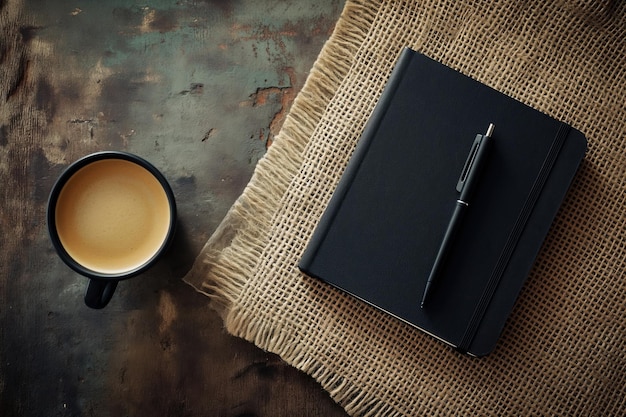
[{"left": 185, "top": 1, "right": 626, "bottom": 415}]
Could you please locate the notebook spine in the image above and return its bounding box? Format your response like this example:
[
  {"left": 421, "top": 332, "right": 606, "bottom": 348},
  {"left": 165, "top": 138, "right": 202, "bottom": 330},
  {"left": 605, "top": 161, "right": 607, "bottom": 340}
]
[{"left": 299, "top": 48, "right": 414, "bottom": 272}]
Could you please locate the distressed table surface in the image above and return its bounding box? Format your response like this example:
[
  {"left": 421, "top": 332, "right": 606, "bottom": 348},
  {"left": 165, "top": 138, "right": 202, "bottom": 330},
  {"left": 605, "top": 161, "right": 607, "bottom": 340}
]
[{"left": 0, "top": 1, "right": 349, "bottom": 416}]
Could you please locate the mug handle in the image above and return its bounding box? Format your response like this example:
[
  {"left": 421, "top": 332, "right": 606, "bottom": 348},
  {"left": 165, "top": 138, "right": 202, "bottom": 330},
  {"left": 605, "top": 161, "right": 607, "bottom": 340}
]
[{"left": 84, "top": 279, "right": 118, "bottom": 309}]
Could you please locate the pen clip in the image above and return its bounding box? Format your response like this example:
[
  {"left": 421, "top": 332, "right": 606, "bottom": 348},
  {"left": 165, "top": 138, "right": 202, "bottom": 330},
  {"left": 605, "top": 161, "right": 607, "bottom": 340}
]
[{"left": 456, "top": 134, "right": 484, "bottom": 193}]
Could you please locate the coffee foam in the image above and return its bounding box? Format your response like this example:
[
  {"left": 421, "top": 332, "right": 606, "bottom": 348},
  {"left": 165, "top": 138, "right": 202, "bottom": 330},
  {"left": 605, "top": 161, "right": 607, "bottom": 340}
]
[{"left": 55, "top": 158, "right": 171, "bottom": 274}]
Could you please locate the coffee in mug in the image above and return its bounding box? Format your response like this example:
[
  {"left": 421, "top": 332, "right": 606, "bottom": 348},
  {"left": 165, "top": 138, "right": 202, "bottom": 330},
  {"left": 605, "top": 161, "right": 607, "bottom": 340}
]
[{"left": 47, "top": 152, "right": 176, "bottom": 308}]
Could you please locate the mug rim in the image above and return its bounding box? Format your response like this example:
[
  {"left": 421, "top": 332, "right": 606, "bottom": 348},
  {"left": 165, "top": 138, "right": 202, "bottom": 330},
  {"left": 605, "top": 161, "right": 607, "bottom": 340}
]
[{"left": 47, "top": 151, "right": 177, "bottom": 280}]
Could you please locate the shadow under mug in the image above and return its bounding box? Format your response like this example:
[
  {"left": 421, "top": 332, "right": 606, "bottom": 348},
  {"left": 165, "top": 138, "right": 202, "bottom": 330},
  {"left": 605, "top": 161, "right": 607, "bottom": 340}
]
[{"left": 47, "top": 151, "right": 177, "bottom": 309}]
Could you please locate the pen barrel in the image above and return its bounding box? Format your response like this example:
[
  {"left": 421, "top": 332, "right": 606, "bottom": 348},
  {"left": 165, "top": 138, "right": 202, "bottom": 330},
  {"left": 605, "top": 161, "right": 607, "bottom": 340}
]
[
  {"left": 423, "top": 131, "right": 492, "bottom": 307},
  {"left": 423, "top": 201, "right": 467, "bottom": 305},
  {"left": 432, "top": 201, "right": 467, "bottom": 272},
  {"left": 459, "top": 134, "right": 492, "bottom": 202}
]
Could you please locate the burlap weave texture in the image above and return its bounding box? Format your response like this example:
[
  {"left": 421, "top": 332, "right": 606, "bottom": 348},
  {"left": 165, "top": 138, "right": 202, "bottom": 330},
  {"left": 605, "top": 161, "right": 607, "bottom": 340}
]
[{"left": 185, "top": 1, "right": 626, "bottom": 415}]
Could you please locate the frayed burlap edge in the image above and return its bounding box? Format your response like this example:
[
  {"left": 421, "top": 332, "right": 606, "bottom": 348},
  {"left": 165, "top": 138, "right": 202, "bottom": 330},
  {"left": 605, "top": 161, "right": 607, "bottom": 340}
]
[{"left": 183, "top": 1, "right": 390, "bottom": 414}]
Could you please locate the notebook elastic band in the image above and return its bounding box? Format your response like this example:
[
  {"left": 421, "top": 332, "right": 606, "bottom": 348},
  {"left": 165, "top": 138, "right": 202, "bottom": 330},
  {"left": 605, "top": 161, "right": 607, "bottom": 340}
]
[{"left": 458, "top": 122, "right": 571, "bottom": 353}]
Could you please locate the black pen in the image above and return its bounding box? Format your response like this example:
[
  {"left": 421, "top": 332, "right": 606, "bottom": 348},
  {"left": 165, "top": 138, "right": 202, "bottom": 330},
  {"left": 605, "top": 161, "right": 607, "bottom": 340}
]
[{"left": 421, "top": 123, "right": 495, "bottom": 308}]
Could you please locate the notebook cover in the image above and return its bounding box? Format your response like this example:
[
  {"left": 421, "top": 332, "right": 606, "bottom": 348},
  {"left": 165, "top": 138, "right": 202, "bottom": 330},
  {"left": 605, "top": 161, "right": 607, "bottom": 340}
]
[{"left": 299, "top": 48, "right": 587, "bottom": 356}]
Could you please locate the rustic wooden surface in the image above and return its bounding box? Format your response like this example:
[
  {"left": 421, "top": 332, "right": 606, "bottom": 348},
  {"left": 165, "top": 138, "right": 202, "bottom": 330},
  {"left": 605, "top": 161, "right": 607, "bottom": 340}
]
[{"left": 0, "top": 0, "right": 350, "bottom": 415}]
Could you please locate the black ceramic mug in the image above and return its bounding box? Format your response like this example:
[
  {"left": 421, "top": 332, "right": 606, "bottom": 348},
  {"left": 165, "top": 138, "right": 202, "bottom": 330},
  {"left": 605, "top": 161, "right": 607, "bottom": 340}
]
[{"left": 47, "top": 152, "right": 176, "bottom": 309}]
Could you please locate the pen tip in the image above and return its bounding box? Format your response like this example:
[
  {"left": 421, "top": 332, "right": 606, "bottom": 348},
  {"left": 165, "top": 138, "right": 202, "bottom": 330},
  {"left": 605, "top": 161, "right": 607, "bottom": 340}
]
[{"left": 486, "top": 123, "right": 495, "bottom": 137}]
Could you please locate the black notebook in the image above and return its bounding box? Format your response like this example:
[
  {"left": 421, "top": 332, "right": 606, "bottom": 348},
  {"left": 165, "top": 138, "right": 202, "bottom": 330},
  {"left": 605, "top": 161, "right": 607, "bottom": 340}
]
[{"left": 299, "top": 48, "right": 587, "bottom": 356}]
